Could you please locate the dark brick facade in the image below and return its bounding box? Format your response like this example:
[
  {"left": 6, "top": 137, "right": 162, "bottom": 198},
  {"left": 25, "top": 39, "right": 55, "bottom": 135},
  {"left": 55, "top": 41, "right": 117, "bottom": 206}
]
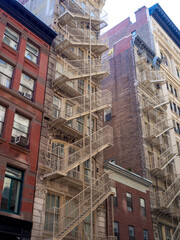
[{"left": 102, "top": 7, "right": 154, "bottom": 177}]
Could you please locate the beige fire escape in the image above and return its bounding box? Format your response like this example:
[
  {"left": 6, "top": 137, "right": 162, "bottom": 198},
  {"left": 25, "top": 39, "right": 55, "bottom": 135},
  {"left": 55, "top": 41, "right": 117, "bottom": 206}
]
[
  {"left": 43, "top": 0, "right": 115, "bottom": 239},
  {"left": 137, "top": 54, "right": 179, "bottom": 234}
]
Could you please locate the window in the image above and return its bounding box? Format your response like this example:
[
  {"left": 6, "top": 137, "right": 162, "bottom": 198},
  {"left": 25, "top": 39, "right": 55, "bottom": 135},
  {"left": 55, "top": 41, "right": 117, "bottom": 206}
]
[
  {"left": 126, "top": 192, "right": 133, "bottom": 212},
  {"left": 143, "top": 230, "right": 149, "bottom": 240},
  {"left": 158, "top": 225, "right": 163, "bottom": 240},
  {"left": 178, "top": 107, "right": 180, "bottom": 116},
  {"left": 114, "top": 222, "right": 120, "bottom": 240},
  {"left": 25, "top": 42, "right": 39, "bottom": 64},
  {"left": 0, "top": 166, "right": 23, "bottom": 214},
  {"left": 44, "top": 193, "right": 60, "bottom": 231},
  {"left": 87, "top": 116, "right": 96, "bottom": 136},
  {"left": 174, "top": 88, "right": 178, "bottom": 98},
  {"left": 3, "top": 26, "right": 20, "bottom": 50},
  {"left": 0, "top": 59, "right": 14, "bottom": 88},
  {"left": 12, "top": 113, "right": 30, "bottom": 138},
  {"left": 19, "top": 74, "right": 34, "bottom": 100},
  {"left": 65, "top": 103, "right": 73, "bottom": 117},
  {"left": 170, "top": 85, "right": 173, "bottom": 94},
  {"left": 113, "top": 188, "right": 118, "bottom": 207},
  {"left": 176, "top": 68, "right": 180, "bottom": 78},
  {"left": 49, "top": 141, "right": 64, "bottom": 170},
  {"left": 165, "top": 227, "right": 171, "bottom": 240},
  {"left": 104, "top": 108, "right": 111, "bottom": 122},
  {"left": 84, "top": 159, "right": 94, "bottom": 183},
  {"left": 129, "top": 226, "right": 135, "bottom": 240},
  {"left": 160, "top": 52, "right": 168, "bottom": 66},
  {"left": 177, "top": 141, "right": 180, "bottom": 154},
  {"left": 0, "top": 105, "right": 6, "bottom": 137},
  {"left": 140, "top": 198, "right": 146, "bottom": 217},
  {"left": 166, "top": 82, "right": 169, "bottom": 90},
  {"left": 78, "top": 48, "right": 84, "bottom": 58},
  {"left": 170, "top": 102, "right": 173, "bottom": 111},
  {"left": 78, "top": 79, "right": 84, "bottom": 94},
  {"left": 131, "top": 30, "right": 136, "bottom": 37},
  {"left": 173, "top": 102, "right": 177, "bottom": 113},
  {"left": 76, "top": 117, "right": 84, "bottom": 133},
  {"left": 53, "top": 96, "right": 61, "bottom": 118},
  {"left": 177, "top": 122, "right": 180, "bottom": 134}
]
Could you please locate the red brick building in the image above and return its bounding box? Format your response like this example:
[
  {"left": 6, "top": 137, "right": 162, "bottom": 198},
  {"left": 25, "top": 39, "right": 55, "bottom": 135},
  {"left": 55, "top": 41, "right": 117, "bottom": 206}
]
[
  {"left": 0, "top": 0, "right": 56, "bottom": 239},
  {"left": 105, "top": 161, "right": 154, "bottom": 240}
]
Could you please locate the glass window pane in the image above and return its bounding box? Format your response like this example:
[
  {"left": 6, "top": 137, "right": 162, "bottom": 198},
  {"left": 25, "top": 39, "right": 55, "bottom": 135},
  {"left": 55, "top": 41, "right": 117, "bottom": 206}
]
[
  {"left": 1, "top": 177, "right": 11, "bottom": 210},
  {"left": 5, "top": 27, "right": 19, "bottom": 42},
  {"left": 6, "top": 167, "right": 22, "bottom": 179},
  {"left": 26, "top": 42, "right": 39, "bottom": 56},
  {"left": 20, "top": 74, "right": 34, "bottom": 90},
  {"left": 9, "top": 179, "right": 21, "bottom": 212},
  {"left": 0, "top": 59, "right": 13, "bottom": 78},
  {"left": 0, "top": 105, "right": 6, "bottom": 122}
]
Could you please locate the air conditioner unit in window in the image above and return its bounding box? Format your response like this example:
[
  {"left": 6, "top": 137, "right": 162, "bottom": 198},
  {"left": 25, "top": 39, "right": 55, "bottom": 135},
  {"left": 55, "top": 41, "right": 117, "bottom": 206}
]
[
  {"left": 24, "top": 92, "right": 32, "bottom": 100},
  {"left": 15, "top": 135, "right": 29, "bottom": 147}
]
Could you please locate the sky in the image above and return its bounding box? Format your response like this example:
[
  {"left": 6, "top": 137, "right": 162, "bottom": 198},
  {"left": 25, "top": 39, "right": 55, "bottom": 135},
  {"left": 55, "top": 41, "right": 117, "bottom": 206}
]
[{"left": 103, "top": 0, "right": 180, "bottom": 32}]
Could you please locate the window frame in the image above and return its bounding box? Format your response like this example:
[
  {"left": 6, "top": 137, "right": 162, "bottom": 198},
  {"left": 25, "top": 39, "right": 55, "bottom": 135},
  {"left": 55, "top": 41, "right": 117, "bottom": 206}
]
[
  {"left": 25, "top": 41, "right": 39, "bottom": 64},
  {"left": 128, "top": 225, "right": 135, "bottom": 240},
  {"left": 0, "top": 166, "right": 24, "bottom": 215},
  {"left": 143, "top": 229, "right": 149, "bottom": 240},
  {"left": 44, "top": 193, "right": 60, "bottom": 232},
  {"left": 114, "top": 221, "right": 120, "bottom": 240},
  {"left": 140, "top": 198, "right": 146, "bottom": 217},
  {"left": 3, "top": 26, "right": 20, "bottom": 50},
  {"left": 0, "top": 58, "right": 14, "bottom": 88},
  {"left": 0, "top": 105, "right": 6, "bottom": 137},
  {"left": 19, "top": 73, "right": 35, "bottom": 100},
  {"left": 12, "top": 113, "right": 30, "bottom": 139},
  {"left": 53, "top": 96, "right": 62, "bottom": 118},
  {"left": 126, "top": 192, "right": 133, "bottom": 212}
]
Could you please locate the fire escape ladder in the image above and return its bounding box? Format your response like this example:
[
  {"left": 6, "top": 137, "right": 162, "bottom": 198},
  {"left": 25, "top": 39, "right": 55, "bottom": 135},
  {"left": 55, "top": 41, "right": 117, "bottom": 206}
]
[
  {"left": 49, "top": 173, "right": 113, "bottom": 240},
  {"left": 44, "top": 126, "right": 113, "bottom": 179},
  {"left": 53, "top": 59, "right": 110, "bottom": 88},
  {"left": 58, "top": 0, "right": 108, "bottom": 30},
  {"left": 172, "top": 222, "right": 180, "bottom": 240},
  {"left": 49, "top": 90, "right": 112, "bottom": 129},
  {"left": 159, "top": 177, "right": 180, "bottom": 208}
]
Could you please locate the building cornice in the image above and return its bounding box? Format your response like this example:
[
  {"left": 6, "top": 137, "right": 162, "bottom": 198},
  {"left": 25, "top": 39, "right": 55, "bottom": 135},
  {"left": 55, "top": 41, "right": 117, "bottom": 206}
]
[
  {"left": 0, "top": 0, "right": 57, "bottom": 45},
  {"left": 105, "top": 161, "right": 152, "bottom": 188},
  {"left": 149, "top": 4, "right": 180, "bottom": 48}
]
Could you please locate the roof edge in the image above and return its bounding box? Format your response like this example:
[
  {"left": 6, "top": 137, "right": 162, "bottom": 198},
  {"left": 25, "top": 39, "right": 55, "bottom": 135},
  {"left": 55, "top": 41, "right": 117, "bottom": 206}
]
[
  {"left": 0, "top": 0, "right": 57, "bottom": 45},
  {"left": 105, "top": 161, "right": 152, "bottom": 188},
  {"left": 149, "top": 3, "right": 180, "bottom": 48}
]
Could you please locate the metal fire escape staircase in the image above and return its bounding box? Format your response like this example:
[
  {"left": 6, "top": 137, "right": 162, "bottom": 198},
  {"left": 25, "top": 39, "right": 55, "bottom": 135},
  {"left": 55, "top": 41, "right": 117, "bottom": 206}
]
[
  {"left": 56, "top": 26, "right": 108, "bottom": 55},
  {"left": 158, "top": 177, "right": 180, "bottom": 209},
  {"left": 172, "top": 222, "right": 180, "bottom": 240},
  {"left": 44, "top": 125, "right": 113, "bottom": 180},
  {"left": 44, "top": 172, "right": 114, "bottom": 240},
  {"left": 58, "top": 0, "right": 108, "bottom": 30},
  {"left": 49, "top": 90, "right": 111, "bottom": 129},
  {"left": 53, "top": 59, "right": 109, "bottom": 89},
  {"left": 149, "top": 145, "right": 178, "bottom": 176}
]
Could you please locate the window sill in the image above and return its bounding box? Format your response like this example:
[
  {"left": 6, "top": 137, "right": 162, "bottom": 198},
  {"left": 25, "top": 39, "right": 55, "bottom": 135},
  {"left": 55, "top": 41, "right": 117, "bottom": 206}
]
[
  {"left": 9, "top": 141, "right": 30, "bottom": 154},
  {"left": 1, "top": 42, "right": 18, "bottom": 57},
  {"left": 0, "top": 210, "right": 21, "bottom": 219},
  {"left": 24, "top": 57, "right": 38, "bottom": 70},
  {"left": 0, "top": 137, "right": 6, "bottom": 144}
]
